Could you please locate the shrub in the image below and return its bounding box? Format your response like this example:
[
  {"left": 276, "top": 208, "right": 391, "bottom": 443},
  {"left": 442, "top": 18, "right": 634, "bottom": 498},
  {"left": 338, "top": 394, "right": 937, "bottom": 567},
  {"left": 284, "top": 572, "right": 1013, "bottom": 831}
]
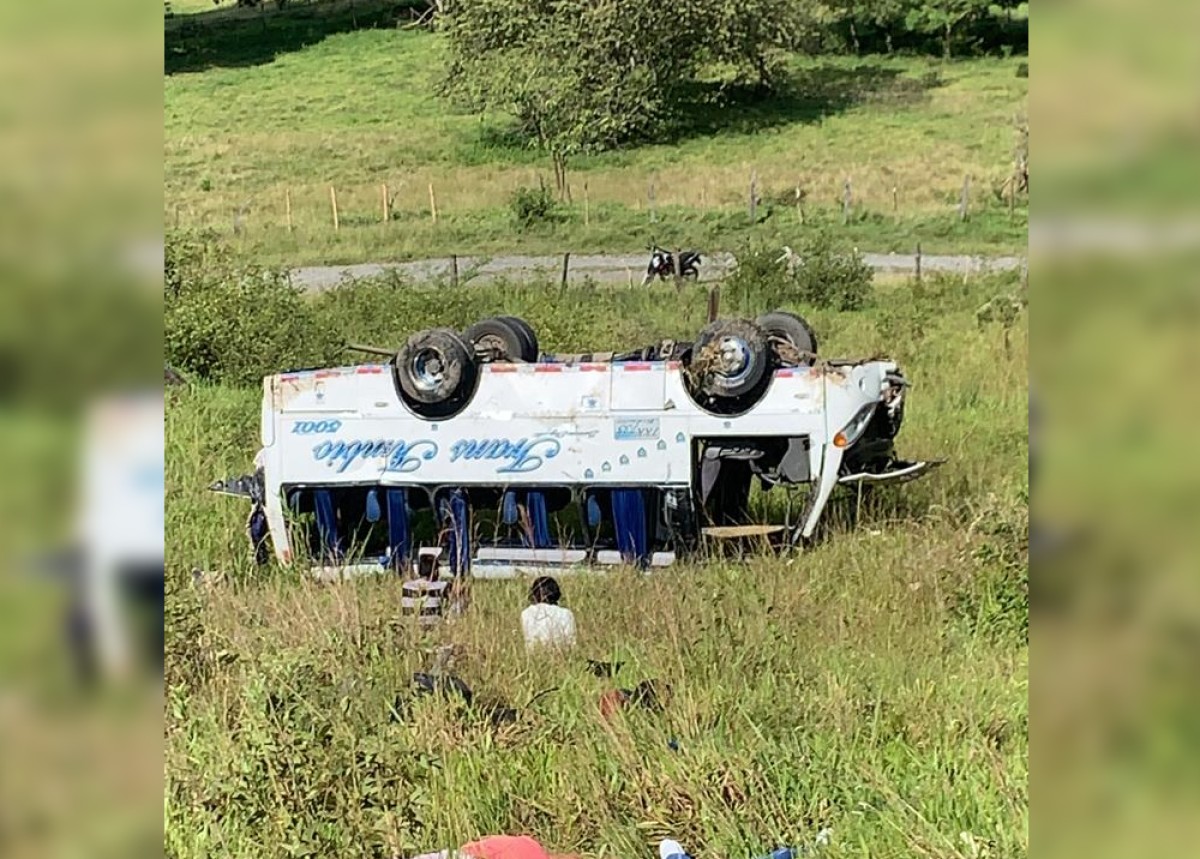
[
  {"left": 509, "top": 180, "right": 558, "bottom": 230},
  {"left": 725, "top": 230, "right": 873, "bottom": 315},
  {"left": 164, "top": 230, "right": 342, "bottom": 385}
]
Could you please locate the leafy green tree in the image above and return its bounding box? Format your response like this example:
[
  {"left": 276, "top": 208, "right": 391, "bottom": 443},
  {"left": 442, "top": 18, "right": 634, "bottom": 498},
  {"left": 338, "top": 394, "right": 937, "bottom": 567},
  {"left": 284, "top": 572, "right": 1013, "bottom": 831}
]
[
  {"left": 904, "top": 0, "right": 991, "bottom": 57},
  {"left": 440, "top": 0, "right": 807, "bottom": 174}
]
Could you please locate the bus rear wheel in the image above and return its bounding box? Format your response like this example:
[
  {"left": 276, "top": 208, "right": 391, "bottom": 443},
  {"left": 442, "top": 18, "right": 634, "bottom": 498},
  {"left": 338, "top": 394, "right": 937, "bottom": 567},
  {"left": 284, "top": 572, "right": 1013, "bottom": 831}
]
[{"left": 394, "top": 328, "right": 477, "bottom": 416}]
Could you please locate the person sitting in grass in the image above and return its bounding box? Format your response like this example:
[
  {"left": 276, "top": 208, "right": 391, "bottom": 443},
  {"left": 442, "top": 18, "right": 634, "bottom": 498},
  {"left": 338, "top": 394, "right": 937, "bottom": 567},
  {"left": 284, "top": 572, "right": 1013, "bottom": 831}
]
[{"left": 521, "top": 575, "right": 577, "bottom": 650}]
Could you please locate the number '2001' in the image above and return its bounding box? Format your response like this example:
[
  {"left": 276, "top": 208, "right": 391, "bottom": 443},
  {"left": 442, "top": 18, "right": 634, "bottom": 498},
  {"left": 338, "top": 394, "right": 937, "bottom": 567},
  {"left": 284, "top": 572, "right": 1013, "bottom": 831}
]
[{"left": 292, "top": 420, "right": 342, "bottom": 435}]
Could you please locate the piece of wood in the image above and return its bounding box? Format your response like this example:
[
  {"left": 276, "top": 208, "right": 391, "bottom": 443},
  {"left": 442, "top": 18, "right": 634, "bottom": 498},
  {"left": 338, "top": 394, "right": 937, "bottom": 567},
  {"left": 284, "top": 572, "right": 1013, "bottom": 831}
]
[
  {"left": 648, "top": 179, "right": 657, "bottom": 223},
  {"left": 285, "top": 188, "right": 293, "bottom": 232},
  {"left": 749, "top": 169, "right": 758, "bottom": 223},
  {"left": 915, "top": 242, "right": 922, "bottom": 283},
  {"left": 450, "top": 254, "right": 459, "bottom": 287},
  {"left": 959, "top": 174, "right": 970, "bottom": 221},
  {"left": 583, "top": 181, "right": 590, "bottom": 227},
  {"left": 382, "top": 183, "right": 390, "bottom": 223},
  {"left": 706, "top": 284, "right": 720, "bottom": 323},
  {"left": 329, "top": 185, "right": 339, "bottom": 231},
  {"left": 892, "top": 185, "right": 898, "bottom": 214},
  {"left": 428, "top": 182, "right": 438, "bottom": 224},
  {"left": 702, "top": 524, "right": 786, "bottom": 539},
  {"left": 561, "top": 252, "right": 570, "bottom": 289},
  {"left": 842, "top": 177, "right": 853, "bottom": 225}
]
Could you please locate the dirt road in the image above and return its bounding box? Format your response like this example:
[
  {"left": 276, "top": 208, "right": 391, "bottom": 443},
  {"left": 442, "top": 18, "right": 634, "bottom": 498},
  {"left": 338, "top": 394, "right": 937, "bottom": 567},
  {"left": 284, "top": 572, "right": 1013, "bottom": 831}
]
[{"left": 288, "top": 251, "right": 1026, "bottom": 291}]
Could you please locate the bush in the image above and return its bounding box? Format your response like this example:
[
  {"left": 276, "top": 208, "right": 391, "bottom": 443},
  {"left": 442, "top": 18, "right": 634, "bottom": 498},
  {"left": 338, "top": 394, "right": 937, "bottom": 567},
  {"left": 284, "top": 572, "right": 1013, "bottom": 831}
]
[
  {"left": 725, "top": 230, "right": 873, "bottom": 315},
  {"left": 509, "top": 180, "right": 558, "bottom": 230},
  {"left": 165, "top": 231, "right": 342, "bottom": 385}
]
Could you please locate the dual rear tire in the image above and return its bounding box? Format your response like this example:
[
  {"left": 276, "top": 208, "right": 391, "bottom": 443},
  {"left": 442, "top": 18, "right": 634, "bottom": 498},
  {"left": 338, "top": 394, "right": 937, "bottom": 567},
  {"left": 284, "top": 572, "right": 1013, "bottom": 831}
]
[{"left": 394, "top": 315, "right": 539, "bottom": 417}]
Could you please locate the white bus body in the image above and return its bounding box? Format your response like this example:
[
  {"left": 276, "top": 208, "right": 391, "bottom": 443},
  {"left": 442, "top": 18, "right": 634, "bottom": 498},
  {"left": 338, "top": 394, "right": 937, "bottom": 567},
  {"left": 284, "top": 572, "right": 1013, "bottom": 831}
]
[{"left": 218, "top": 350, "right": 939, "bottom": 579}]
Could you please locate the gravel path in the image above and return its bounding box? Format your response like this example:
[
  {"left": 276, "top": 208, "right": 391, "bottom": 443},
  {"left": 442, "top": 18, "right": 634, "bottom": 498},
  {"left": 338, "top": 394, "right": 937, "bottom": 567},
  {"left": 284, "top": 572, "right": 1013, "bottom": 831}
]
[{"left": 288, "top": 250, "right": 1026, "bottom": 291}]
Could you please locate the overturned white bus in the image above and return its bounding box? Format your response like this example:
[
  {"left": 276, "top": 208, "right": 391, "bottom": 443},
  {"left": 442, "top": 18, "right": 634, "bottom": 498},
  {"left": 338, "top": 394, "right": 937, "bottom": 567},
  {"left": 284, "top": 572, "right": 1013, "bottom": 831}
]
[{"left": 212, "top": 311, "right": 941, "bottom": 578}]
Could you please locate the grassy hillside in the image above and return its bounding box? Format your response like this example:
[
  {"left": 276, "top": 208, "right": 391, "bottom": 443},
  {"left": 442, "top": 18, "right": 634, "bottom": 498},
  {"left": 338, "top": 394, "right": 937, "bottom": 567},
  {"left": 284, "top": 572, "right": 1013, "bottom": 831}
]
[
  {"left": 164, "top": 29, "right": 1028, "bottom": 266},
  {"left": 165, "top": 271, "right": 1028, "bottom": 857}
]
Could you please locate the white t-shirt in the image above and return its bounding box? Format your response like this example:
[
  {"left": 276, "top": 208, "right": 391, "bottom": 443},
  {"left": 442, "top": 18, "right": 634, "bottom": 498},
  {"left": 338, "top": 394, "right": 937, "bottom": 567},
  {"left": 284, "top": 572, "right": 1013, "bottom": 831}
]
[{"left": 521, "top": 603, "right": 577, "bottom": 649}]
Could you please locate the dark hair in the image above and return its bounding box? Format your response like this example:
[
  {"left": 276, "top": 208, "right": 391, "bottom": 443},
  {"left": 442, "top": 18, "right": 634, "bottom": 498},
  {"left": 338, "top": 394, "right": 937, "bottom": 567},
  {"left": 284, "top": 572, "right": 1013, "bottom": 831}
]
[
  {"left": 417, "top": 553, "right": 439, "bottom": 580},
  {"left": 529, "top": 576, "right": 561, "bottom": 606}
]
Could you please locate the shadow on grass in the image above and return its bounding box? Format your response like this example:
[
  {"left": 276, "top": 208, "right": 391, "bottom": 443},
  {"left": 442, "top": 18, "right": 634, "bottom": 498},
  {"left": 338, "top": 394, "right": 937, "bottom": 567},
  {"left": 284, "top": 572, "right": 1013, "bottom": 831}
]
[
  {"left": 669, "top": 63, "right": 945, "bottom": 140},
  {"left": 165, "top": 0, "right": 425, "bottom": 74},
  {"left": 472, "top": 63, "right": 945, "bottom": 156}
]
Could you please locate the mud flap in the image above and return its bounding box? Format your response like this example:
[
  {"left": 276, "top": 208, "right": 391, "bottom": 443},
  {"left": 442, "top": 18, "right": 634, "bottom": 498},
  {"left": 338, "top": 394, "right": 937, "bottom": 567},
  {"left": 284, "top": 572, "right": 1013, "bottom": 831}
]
[{"left": 248, "top": 503, "right": 271, "bottom": 566}]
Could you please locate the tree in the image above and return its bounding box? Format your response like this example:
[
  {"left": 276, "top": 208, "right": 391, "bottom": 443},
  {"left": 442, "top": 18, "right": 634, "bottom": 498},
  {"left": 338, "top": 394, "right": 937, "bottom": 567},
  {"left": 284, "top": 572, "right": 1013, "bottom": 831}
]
[
  {"left": 440, "top": 0, "right": 807, "bottom": 175},
  {"left": 903, "top": 0, "right": 992, "bottom": 57}
]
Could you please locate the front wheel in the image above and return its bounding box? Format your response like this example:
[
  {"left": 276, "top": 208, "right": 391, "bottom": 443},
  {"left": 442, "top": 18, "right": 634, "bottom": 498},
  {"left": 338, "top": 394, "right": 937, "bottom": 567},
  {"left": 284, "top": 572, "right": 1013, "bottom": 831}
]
[{"left": 685, "top": 318, "right": 771, "bottom": 413}]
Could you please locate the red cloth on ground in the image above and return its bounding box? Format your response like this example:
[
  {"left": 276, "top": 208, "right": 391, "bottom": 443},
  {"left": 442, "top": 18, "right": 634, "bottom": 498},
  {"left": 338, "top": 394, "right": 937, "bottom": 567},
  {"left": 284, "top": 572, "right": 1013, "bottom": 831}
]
[
  {"left": 461, "top": 835, "right": 552, "bottom": 859},
  {"left": 598, "top": 689, "right": 629, "bottom": 720}
]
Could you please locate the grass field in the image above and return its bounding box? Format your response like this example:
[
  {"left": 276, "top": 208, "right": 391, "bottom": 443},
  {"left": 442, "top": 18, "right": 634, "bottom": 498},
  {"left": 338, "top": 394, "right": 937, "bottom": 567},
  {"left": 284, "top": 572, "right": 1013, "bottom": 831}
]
[
  {"left": 164, "top": 26, "right": 1028, "bottom": 266},
  {"left": 164, "top": 271, "right": 1028, "bottom": 858}
]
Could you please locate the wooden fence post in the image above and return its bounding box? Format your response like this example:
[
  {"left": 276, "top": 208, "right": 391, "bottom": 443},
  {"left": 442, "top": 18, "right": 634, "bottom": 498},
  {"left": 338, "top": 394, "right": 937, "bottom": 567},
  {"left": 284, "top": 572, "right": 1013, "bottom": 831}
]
[
  {"left": 892, "top": 186, "right": 898, "bottom": 215},
  {"left": 648, "top": 179, "right": 657, "bottom": 224},
  {"left": 842, "top": 178, "right": 853, "bottom": 225},
  {"left": 706, "top": 284, "right": 720, "bottom": 323},
  {"left": 915, "top": 242, "right": 922, "bottom": 284},
  {"left": 382, "top": 183, "right": 390, "bottom": 223},
  {"left": 329, "top": 185, "right": 340, "bottom": 231},
  {"left": 749, "top": 170, "right": 758, "bottom": 223},
  {"left": 583, "top": 181, "right": 590, "bottom": 227},
  {"left": 959, "top": 174, "right": 970, "bottom": 222},
  {"left": 429, "top": 182, "right": 438, "bottom": 224},
  {"left": 450, "top": 254, "right": 459, "bottom": 287},
  {"left": 674, "top": 247, "right": 683, "bottom": 291},
  {"left": 561, "top": 252, "right": 571, "bottom": 289},
  {"left": 795, "top": 185, "right": 804, "bottom": 225},
  {"left": 285, "top": 188, "right": 293, "bottom": 232}
]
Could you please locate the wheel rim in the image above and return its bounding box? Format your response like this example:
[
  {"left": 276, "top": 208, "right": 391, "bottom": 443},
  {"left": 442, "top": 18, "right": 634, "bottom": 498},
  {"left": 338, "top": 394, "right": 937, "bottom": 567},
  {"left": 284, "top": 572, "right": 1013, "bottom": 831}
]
[
  {"left": 714, "top": 335, "right": 752, "bottom": 385},
  {"left": 410, "top": 347, "right": 446, "bottom": 393}
]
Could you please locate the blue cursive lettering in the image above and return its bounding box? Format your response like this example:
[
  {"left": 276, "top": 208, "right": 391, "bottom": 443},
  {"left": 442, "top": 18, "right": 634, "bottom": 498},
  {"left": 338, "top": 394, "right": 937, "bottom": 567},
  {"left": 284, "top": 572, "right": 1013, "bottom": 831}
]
[
  {"left": 448, "top": 435, "right": 561, "bottom": 474},
  {"left": 313, "top": 438, "right": 439, "bottom": 474}
]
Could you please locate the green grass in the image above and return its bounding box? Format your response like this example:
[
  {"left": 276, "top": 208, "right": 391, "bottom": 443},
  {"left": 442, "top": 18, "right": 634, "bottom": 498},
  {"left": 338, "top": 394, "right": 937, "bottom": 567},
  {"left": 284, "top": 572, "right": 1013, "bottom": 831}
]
[
  {"left": 164, "top": 28, "right": 1028, "bottom": 266},
  {"left": 165, "top": 272, "right": 1028, "bottom": 857}
]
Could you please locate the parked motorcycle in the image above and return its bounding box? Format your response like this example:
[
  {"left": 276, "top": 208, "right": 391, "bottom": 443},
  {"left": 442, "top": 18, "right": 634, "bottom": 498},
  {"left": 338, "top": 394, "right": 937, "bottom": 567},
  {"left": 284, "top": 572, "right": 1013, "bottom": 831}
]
[{"left": 642, "top": 246, "right": 702, "bottom": 285}]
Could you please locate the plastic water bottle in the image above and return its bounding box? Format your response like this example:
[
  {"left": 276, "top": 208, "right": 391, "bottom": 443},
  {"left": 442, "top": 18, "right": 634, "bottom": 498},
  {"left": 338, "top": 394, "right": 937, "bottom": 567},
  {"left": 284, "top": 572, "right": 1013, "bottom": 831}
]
[{"left": 659, "top": 840, "right": 692, "bottom": 859}]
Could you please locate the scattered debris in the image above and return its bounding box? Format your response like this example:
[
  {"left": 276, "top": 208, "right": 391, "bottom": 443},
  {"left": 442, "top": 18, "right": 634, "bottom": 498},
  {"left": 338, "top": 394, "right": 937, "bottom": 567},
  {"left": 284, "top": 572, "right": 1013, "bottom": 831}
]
[
  {"left": 598, "top": 678, "right": 669, "bottom": 721},
  {"left": 586, "top": 659, "right": 624, "bottom": 678},
  {"left": 191, "top": 568, "right": 226, "bottom": 588}
]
